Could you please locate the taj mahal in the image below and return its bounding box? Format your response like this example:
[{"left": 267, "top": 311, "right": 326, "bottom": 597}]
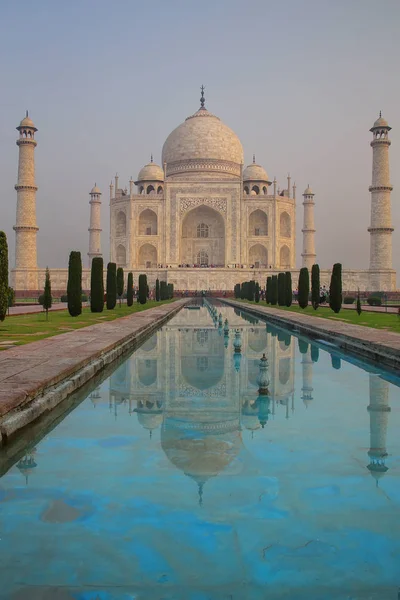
[{"left": 11, "top": 88, "right": 397, "bottom": 294}]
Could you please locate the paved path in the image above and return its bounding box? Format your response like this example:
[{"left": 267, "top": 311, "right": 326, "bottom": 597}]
[
  {"left": 0, "top": 300, "right": 186, "bottom": 443},
  {"left": 223, "top": 300, "right": 400, "bottom": 370}
]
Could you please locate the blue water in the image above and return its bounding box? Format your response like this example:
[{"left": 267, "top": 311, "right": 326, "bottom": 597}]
[{"left": 0, "top": 302, "right": 399, "bottom": 600}]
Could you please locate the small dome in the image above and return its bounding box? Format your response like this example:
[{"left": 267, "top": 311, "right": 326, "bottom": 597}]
[
  {"left": 303, "top": 185, "right": 314, "bottom": 195},
  {"left": 90, "top": 184, "right": 101, "bottom": 194},
  {"left": 373, "top": 116, "right": 388, "bottom": 128},
  {"left": 243, "top": 162, "right": 270, "bottom": 183},
  {"left": 136, "top": 160, "right": 164, "bottom": 183},
  {"left": 137, "top": 411, "right": 163, "bottom": 431},
  {"left": 17, "top": 112, "right": 37, "bottom": 132}
]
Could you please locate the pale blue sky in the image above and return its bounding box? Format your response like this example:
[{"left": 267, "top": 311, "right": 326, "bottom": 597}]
[{"left": 1, "top": 0, "right": 399, "bottom": 273}]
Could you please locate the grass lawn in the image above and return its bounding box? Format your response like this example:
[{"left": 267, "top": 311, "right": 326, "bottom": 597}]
[
  {"left": 236, "top": 300, "right": 400, "bottom": 334},
  {"left": 0, "top": 300, "right": 175, "bottom": 349}
]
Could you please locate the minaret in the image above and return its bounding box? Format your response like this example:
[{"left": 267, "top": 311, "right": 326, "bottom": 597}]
[
  {"left": 301, "top": 185, "right": 316, "bottom": 270},
  {"left": 14, "top": 112, "right": 39, "bottom": 286},
  {"left": 367, "top": 374, "right": 390, "bottom": 486},
  {"left": 368, "top": 113, "right": 394, "bottom": 273},
  {"left": 301, "top": 346, "right": 313, "bottom": 408},
  {"left": 88, "top": 184, "right": 102, "bottom": 266}
]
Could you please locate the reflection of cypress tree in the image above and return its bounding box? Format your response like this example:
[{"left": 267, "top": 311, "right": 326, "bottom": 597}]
[
  {"left": 331, "top": 355, "right": 341, "bottom": 370},
  {"left": 277, "top": 330, "right": 291, "bottom": 347},
  {"left": 311, "top": 344, "right": 319, "bottom": 363},
  {"left": 298, "top": 339, "right": 309, "bottom": 354}
]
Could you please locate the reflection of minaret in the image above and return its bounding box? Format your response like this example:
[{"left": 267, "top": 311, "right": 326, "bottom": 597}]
[
  {"left": 16, "top": 448, "right": 37, "bottom": 485},
  {"left": 89, "top": 387, "right": 101, "bottom": 408},
  {"left": 301, "top": 347, "right": 313, "bottom": 407},
  {"left": 367, "top": 374, "right": 390, "bottom": 486}
]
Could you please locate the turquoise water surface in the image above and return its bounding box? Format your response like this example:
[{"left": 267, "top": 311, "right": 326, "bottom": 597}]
[{"left": 0, "top": 302, "right": 399, "bottom": 599}]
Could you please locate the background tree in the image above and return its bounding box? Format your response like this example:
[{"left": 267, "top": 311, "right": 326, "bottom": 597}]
[
  {"left": 138, "top": 274, "right": 147, "bottom": 304},
  {"left": 356, "top": 288, "right": 362, "bottom": 316},
  {"left": 127, "top": 272, "right": 133, "bottom": 307},
  {"left": 116, "top": 267, "right": 124, "bottom": 306},
  {"left": 90, "top": 257, "right": 104, "bottom": 312},
  {"left": 43, "top": 267, "right": 52, "bottom": 321},
  {"left": 311, "top": 264, "right": 320, "bottom": 310},
  {"left": 285, "top": 271, "right": 292, "bottom": 307},
  {"left": 106, "top": 262, "right": 117, "bottom": 310},
  {"left": 278, "top": 272, "right": 286, "bottom": 306},
  {"left": 298, "top": 267, "right": 309, "bottom": 309},
  {"left": 266, "top": 277, "right": 271, "bottom": 304},
  {"left": 329, "top": 263, "right": 342, "bottom": 314},
  {"left": 67, "top": 251, "right": 82, "bottom": 317},
  {"left": 156, "top": 278, "right": 160, "bottom": 301},
  {"left": 0, "top": 231, "right": 9, "bottom": 322},
  {"left": 254, "top": 282, "right": 260, "bottom": 303},
  {"left": 271, "top": 275, "right": 278, "bottom": 305}
]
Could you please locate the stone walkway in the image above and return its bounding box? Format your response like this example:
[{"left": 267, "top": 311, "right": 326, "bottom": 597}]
[
  {"left": 223, "top": 300, "right": 400, "bottom": 370},
  {"left": 0, "top": 300, "right": 187, "bottom": 444}
]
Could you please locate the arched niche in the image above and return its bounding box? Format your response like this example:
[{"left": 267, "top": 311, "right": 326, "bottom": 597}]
[
  {"left": 249, "top": 209, "right": 268, "bottom": 237},
  {"left": 116, "top": 244, "right": 126, "bottom": 265},
  {"left": 139, "top": 243, "right": 157, "bottom": 268},
  {"left": 157, "top": 185, "right": 163, "bottom": 194},
  {"left": 146, "top": 184, "right": 155, "bottom": 195},
  {"left": 140, "top": 334, "right": 157, "bottom": 352},
  {"left": 139, "top": 209, "right": 158, "bottom": 236},
  {"left": 248, "top": 329, "right": 268, "bottom": 353},
  {"left": 181, "top": 205, "right": 225, "bottom": 266},
  {"left": 181, "top": 353, "right": 225, "bottom": 390},
  {"left": 249, "top": 243, "right": 268, "bottom": 268},
  {"left": 138, "top": 359, "right": 157, "bottom": 387},
  {"left": 248, "top": 359, "right": 259, "bottom": 387},
  {"left": 252, "top": 185, "right": 260, "bottom": 195},
  {"left": 280, "top": 245, "right": 290, "bottom": 269},
  {"left": 116, "top": 211, "right": 126, "bottom": 237},
  {"left": 280, "top": 212, "right": 291, "bottom": 238}
]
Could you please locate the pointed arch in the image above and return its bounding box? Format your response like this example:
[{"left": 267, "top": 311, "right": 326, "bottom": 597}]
[
  {"left": 249, "top": 243, "right": 268, "bottom": 268},
  {"left": 280, "top": 212, "right": 291, "bottom": 238},
  {"left": 139, "top": 209, "right": 158, "bottom": 235},
  {"left": 116, "top": 211, "right": 126, "bottom": 237},
  {"left": 280, "top": 245, "right": 290, "bottom": 269},
  {"left": 249, "top": 209, "right": 268, "bottom": 237}
]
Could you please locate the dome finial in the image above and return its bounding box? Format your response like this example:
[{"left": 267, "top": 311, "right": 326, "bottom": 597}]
[
  {"left": 379, "top": 110, "right": 382, "bottom": 118},
  {"left": 198, "top": 482, "right": 203, "bottom": 506},
  {"left": 253, "top": 153, "right": 256, "bottom": 164},
  {"left": 150, "top": 153, "right": 153, "bottom": 163},
  {"left": 200, "top": 84, "right": 205, "bottom": 108},
  {"left": 26, "top": 110, "right": 28, "bottom": 118}
]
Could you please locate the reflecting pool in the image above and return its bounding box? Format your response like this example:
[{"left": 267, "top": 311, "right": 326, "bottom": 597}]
[{"left": 0, "top": 302, "right": 399, "bottom": 599}]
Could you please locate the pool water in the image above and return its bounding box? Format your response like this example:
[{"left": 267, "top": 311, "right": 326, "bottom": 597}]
[{"left": 0, "top": 302, "right": 399, "bottom": 600}]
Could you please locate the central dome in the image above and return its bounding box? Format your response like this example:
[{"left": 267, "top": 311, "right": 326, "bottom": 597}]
[{"left": 162, "top": 107, "right": 244, "bottom": 178}]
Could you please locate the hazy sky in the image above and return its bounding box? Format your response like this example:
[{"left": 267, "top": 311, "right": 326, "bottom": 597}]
[{"left": 1, "top": 0, "right": 399, "bottom": 274}]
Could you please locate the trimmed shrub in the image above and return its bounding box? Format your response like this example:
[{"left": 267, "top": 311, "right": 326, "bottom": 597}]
[
  {"left": 278, "top": 273, "right": 286, "bottom": 306},
  {"left": 8, "top": 287, "right": 15, "bottom": 308},
  {"left": 0, "top": 231, "right": 9, "bottom": 322},
  {"left": 247, "top": 280, "right": 255, "bottom": 301},
  {"left": 60, "top": 294, "right": 68, "bottom": 302},
  {"left": 67, "top": 251, "right": 82, "bottom": 317},
  {"left": 117, "top": 267, "right": 124, "bottom": 306},
  {"left": 270, "top": 275, "right": 278, "bottom": 305},
  {"left": 234, "top": 283, "right": 240, "bottom": 299},
  {"left": 81, "top": 294, "right": 88, "bottom": 302},
  {"left": 285, "top": 272, "right": 292, "bottom": 307},
  {"left": 356, "top": 290, "right": 362, "bottom": 315},
  {"left": 311, "top": 264, "right": 320, "bottom": 310},
  {"left": 156, "top": 279, "right": 160, "bottom": 301},
  {"left": 329, "top": 263, "right": 342, "bottom": 314},
  {"left": 167, "top": 283, "right": 173, "bottom": 299},
  {"left": 106, "top": 263, "right": 117, "bottom": 310},
  {"left": 38, "top": 294, "right": 45, "bottom": 306},
  {"left": 90, "top": 257, "right": 104, "bottom": 313},
  {"left": 138, "top": 274, "right": 147, "bottom": 304},
  {"left": 255, "top": 282, "right": 260, "bottom": 303},
  {"left": 298, "top": 267, "right": 309, "bottom": 309},
  {"left": 343, "top": 296, "right": 355, "bottom": 304},
  {"left": 367, "top": 296, "right": 382, "bottom": 306},
  {"left": 43, "top": 267, "right": 52, "bottom": 320},
  {"left": 266, "top": 277, "right": 271, "bottom": 304},
  {"left": 127, "top": 272, "right": 134, "bottom": 306}
]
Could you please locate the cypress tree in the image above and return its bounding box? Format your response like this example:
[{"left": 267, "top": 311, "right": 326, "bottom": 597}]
[
  {"left": 356, "top": 289, "right": 362, "bottom": 316},
  {"left": 156, "top": 278, "right": 160, "bottom": 301},
  {"left": 285, "top": 271, "right": 292, "bottom": 307},
  {"left": 247, "top": 280, "right": 255, "bottom": 301},
  {"left": 0, "top": 231, "right": 9, "bottom": 322},
  {"left": 255, "top": 282, "right": 260, "bottom": 303},
  {"left": 311, "top": 264, "right": 320, "bottom": 310},
  {"left": 43, "top": 267, "right": 52, "bottom": 321},
  {"left": 278, "top": 272, "right": 286, "bottom": 306},
  {"left": 266, "top": 277, "right": 271, "bottom": 304},
  {"left": 106, "top": 262, "right": 117, "bottom": 310},
  {"left": 329, "top": 263, "right": 342, "bottom": 314},
  {"left": 161, "top": 280, "right": 168, "bottom": 300},
  {"left": 90, "top": 257, "right": 104, "bottom": 312},
  {"left": 127, "top": 272, "right": 133, "bottom": 307},
  {"left": 271, "top": 275, "right": 278, "bottom": 305},
  {"left": 240, "top": 282, "right": 246, "bottom": 300},
  {"left": 298, "top": 267, "right": 309, "bottom": 309},
  {"left": 138, "top": 274, "right": 147, "bottom": 304},
  {"left": 234, "top": 283, "right": 240, "bottom": 299},
  {"left": 117, "top": 267, "right": 124, "bottom": 306},
  {"left": 167, "top": 283, "right": 173, "bottom": 299},
  {"left": 67, "top": 251, "right": 82, "bottom": 317}
]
